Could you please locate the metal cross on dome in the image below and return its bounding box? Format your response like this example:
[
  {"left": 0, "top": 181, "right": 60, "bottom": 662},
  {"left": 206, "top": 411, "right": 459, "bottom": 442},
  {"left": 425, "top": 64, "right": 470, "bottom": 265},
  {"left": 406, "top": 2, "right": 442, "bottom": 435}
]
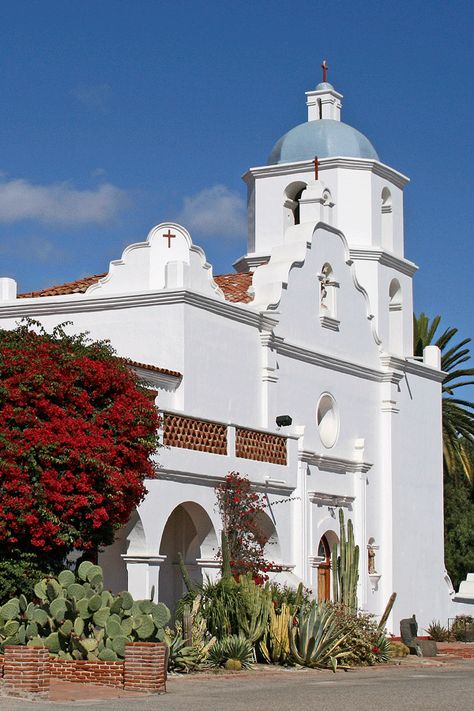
[
  {"left": 321, "top": 60, "right": 328, "bottom": 83},
  {"left": 162, "top": 229, "right": 176, "bottom": 248}
]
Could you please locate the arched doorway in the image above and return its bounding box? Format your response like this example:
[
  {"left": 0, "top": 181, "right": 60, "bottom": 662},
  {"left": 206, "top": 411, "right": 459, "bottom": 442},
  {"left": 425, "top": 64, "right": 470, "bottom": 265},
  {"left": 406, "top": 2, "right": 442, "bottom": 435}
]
[
  {"left": 317, "top": 535, "right": 332, "bottom": 602},
  {"left": 158, "top": 502, "right": 217, "bottom": 614}
]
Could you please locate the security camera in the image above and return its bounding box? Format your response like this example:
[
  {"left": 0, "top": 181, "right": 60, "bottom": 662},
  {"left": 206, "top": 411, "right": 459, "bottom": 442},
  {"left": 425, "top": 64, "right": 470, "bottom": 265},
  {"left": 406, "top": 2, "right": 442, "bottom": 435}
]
[{"left": 276, "top": 415, "right": 292, "bottom": 427}]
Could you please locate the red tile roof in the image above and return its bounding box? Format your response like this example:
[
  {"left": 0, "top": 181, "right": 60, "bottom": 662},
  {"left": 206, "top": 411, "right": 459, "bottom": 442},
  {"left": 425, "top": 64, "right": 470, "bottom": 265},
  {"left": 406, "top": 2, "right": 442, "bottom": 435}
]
[
  {"left": 18, "top": 274, "right": 107, "bottom": 299},
  {"left": 18, "top": 271, "right": 253, "bottom": 303},
  {"left": 123, "top": 359, "right": 182, "bottom": 379},
  {"left": 214, "top": 272, "right": 253, "bottom": 303}
]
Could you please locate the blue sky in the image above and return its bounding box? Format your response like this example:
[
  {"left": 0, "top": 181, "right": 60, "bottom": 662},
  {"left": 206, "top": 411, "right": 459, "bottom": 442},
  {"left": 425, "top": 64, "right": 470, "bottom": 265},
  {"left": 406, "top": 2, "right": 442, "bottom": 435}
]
[{"left": 0, "top": 0, "right": 472, "bottom": 346}]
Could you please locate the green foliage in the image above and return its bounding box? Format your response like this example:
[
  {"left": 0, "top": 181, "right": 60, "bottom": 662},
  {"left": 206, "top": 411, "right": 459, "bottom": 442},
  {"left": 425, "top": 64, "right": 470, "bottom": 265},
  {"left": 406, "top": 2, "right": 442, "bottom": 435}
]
[
  {"left": 207, "top": 635, "right": 254, "bottom": 670},
  {"left": 330, "top": 603, "right": 386, "bottom": 667},
  {"left": 331, "top": 509, "right": 359, "bottom": 614},
  {"left": 413, "top": 313, "right": 474, "bottom": 482},
  {"left": 451, "top": 615, "right": 474, "bottom": 642},
  {"left": 289, "top": 601, "right": 351, "bottom": 671},
  {"left": 372, "top": 634, "right": 391, "bottom": 663},
  {"left": 425, "top": 619, "right": 450, "bottom": 641},
  {"left": 0, "top": 563, "right": 170, "bottom": 660},
  {"left": 444, "top": 449, "right": 474, "bottom": 589},
  {"left": 0, "top": 551, "right": 62, "bottom": 605}
]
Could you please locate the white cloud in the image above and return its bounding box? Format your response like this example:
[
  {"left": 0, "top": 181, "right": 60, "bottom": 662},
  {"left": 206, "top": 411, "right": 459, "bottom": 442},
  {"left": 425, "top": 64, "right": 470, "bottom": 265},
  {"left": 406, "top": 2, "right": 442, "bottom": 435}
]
[
  {"left": 176, "top": 185, "right": 246, "bottom": 239},
  {"left": 0, "top": 178, "right": 128, "bottom": 225},
  {"left": 71, "top": 84, "right": 112, "bottom": 112}
]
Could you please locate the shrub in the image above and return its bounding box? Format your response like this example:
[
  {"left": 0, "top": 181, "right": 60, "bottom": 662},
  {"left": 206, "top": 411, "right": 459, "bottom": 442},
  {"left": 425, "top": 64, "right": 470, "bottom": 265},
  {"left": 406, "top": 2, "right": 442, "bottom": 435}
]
[
  {"left": 215, "top": 473, "right": 279, "bottom": 580},
  {"left": 451, "top": 615, "right": 474, "bottom": 642},
  {"left": 0, "top": 323, "right": 160, "bottom": 561},
  {"left": 389, "top": 641, "right": 410, "bottom": 657},
  {"left": 0, "top": 551, "right": 62, "bottom": 605},
  {"left": 426, "top": 619, "right": 450, "bottom": 641},
  {"left": 330, "top": 604, "right": 385, "bottom": 667}
]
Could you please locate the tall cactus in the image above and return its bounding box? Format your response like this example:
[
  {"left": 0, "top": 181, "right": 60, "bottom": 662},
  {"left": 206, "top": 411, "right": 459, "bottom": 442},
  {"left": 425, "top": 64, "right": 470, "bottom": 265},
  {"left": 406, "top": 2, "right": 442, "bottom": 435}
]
[
  {"left": 221, "top": 530, "right": 233, "bottom": 580},
  {"left": 332, "top": 509, "right": 360, "bottom": 614},
  {"left": 234, "top": 575, "right": 272, "bottom": 644}
]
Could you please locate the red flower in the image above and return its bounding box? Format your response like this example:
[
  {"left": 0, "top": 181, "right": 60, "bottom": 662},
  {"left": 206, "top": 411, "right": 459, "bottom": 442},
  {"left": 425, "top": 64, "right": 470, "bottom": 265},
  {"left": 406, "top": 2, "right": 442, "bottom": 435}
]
[{"left": 0, "top": 325, "right": 160, "bottom": 555}]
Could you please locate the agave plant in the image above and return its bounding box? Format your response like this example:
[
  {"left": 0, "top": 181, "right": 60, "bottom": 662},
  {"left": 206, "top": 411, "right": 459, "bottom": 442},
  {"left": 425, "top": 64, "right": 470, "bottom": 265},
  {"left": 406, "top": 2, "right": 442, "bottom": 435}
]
[
  {"left": 289, "top": 601, "right": 351, "bottom": 672},
  {"left": 372, "top": 634, "right": 391, "bottom": 663},
  {"left": 207, "top": 635, "right": 254, "bottom": 670}
]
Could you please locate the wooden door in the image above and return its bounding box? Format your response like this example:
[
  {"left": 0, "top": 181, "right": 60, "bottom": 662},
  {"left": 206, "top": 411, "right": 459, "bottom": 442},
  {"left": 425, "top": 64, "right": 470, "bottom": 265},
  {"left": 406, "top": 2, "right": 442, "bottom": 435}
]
[{"left": 317, "top": 535, "right": 331, "bottom": 602}]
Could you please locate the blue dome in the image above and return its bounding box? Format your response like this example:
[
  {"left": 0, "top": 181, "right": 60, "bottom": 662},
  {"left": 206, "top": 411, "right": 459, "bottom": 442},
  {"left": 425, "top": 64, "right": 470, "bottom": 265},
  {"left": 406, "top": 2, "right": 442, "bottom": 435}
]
[{"left": 267, "top": 119, "right": 379, "bottom": 165}]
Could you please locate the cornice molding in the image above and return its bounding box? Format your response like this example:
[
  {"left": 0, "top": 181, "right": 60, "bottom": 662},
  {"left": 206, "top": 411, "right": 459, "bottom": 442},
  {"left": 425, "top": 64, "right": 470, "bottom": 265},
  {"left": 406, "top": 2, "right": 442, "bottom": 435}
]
[
  {"left": 349, "top": 248, "right": 418, "bottom": 277},
  {"left": 243, "top": 157, "right": 409, "bottom": 189},
  {"left": 156, "top": 468, "right": 295, "bottom": 495},
  {"left": 300, "top": 450, "right": 372, "bottom": 473},
  {"left": 320, "top": 315, "right": 340, "bottom": 332},
  {"left": 308, "top": 491, "right": 355, "bottom": 507},
  {"left": 0, "top": 288, "right": 278, "bottom": 332},
  {"left": 130, "top": 366, "right": 182, "bottom": 391},
  {"left": 273, "top": 337, "right": 399, "bottom": 383},
  {"left": 380, "top": 354, "right": 445, "bottom": 383}
]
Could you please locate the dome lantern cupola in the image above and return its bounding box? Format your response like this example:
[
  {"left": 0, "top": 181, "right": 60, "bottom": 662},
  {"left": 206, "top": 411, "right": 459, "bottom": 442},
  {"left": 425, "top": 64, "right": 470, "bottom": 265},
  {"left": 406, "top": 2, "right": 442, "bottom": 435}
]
[
  {"left": 306, "top": 61, "right": 343, "bottom": 121},
  {"left": 267, "top": 63, "right": 379, "bottom": 165}
]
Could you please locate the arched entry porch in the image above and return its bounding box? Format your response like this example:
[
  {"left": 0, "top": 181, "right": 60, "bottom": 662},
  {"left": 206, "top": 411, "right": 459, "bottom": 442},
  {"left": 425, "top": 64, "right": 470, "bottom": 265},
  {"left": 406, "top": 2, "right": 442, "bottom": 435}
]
[
  {"left": 99, "top": 510, "right": 146, "bottom": 594},
  {"left": 158, "top": 502, "right": 218, "bottom": 614}
]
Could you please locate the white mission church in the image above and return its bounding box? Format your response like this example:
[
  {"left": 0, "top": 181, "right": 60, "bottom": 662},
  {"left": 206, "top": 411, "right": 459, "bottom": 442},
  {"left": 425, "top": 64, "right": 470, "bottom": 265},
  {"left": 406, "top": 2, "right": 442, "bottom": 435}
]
[{"left": 0, "top": 73, "right": 469, "bottom": 633}]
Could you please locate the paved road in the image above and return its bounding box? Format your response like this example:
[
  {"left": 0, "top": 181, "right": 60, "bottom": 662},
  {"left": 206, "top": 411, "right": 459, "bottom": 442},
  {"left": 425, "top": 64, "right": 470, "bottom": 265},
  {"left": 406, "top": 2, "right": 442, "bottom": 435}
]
[{"left": 2, "top": 660, "right": 474, "bottom": 710}]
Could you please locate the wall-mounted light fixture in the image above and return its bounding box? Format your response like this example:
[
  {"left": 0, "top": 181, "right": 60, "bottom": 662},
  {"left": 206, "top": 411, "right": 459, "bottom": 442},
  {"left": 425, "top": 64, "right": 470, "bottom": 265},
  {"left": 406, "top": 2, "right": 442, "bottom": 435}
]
[{"left": 276, "top": 415, "right": 292, "bottom": 427}]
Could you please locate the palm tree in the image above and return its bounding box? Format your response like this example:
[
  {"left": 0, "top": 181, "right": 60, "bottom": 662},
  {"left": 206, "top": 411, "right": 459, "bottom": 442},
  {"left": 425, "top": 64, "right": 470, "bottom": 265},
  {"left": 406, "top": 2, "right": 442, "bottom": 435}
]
[{"left": 413, "top": 313, "right": 474, "bottom": 483}]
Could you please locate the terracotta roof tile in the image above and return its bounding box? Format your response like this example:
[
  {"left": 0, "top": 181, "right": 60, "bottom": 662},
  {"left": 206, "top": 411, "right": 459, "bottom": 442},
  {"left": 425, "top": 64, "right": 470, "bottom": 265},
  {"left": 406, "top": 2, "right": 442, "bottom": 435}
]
[
  {"left": 123, "top": 359, "right": 182, "bottom": 379},
  {"left": 18, "top": 274, "right": 107, "bottom": 299},
  {"left": 214, "top": 272, "right": 253, "bottom": 303},
  {"left": 18, "top": 271, "right": 254, "bottom": 303}
]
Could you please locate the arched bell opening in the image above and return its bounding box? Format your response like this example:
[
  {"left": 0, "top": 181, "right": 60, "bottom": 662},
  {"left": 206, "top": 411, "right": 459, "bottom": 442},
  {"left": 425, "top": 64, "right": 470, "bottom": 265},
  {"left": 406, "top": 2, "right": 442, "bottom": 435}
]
[
  {"left": 388, "top": 278, "right": 403, "bottom": 354},
  {"left": 283, "top": 181, "right": 307, "bottom": 229}
]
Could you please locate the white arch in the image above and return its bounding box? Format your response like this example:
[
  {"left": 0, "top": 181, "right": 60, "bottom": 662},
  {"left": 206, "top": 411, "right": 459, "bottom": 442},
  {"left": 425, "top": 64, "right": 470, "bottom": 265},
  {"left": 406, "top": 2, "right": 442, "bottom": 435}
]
[
  {"left": 98, "top": 509, "right": 147, "bottom": 594},
  {"left": 158, "top": 501, "right": 218, "bottom": 613}
]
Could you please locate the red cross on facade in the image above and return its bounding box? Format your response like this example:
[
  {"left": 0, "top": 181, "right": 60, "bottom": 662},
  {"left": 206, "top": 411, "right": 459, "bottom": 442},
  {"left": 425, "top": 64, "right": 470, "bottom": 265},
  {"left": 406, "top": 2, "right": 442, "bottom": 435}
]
[
  {"left": 162, "top": 229, "right": 176, "bottom": 248},
  {"left": 321, "top": 60, "right": 328, "bottom": 83}
]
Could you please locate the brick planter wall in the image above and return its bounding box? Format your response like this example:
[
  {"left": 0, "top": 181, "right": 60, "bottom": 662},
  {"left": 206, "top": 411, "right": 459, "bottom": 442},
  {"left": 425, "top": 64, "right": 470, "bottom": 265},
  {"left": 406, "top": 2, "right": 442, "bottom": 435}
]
[
  {"left": 437, "top": 642, "right": 474, "bottom": 658},
  {"left": 124, "top": 642, "right": 167, "bottom": 693},
  {"left": 49, "top": 658, "right": 124, "bottom": 688},
  {"left": 0, "top": 654, "right": 4, "bottom": 677},
  {"left": 3, "top": 645, "right": 50, "bottom": 697}
]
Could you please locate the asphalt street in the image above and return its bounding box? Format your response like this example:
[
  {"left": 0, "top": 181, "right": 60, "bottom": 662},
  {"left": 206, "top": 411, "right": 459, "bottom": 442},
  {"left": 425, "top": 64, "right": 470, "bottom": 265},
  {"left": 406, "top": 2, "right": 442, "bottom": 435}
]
[{"left": 1, "top": 660, "right": 473, "bottom": 711}]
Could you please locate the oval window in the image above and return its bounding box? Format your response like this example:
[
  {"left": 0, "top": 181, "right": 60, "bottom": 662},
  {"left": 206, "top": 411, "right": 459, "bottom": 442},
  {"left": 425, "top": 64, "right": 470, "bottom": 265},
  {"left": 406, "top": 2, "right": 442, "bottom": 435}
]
[{"left": 317, "top": 394, "right": 339, "bottom": 448}]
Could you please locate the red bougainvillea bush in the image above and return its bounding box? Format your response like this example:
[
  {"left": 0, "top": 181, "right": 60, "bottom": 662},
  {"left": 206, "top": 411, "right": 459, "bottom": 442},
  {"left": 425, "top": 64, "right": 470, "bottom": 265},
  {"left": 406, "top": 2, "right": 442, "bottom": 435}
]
[
  {"left": 216, "top": 472, "right": 280, "bottom": 582},
  {"left": 0, "top": 322, "right": 160, "bottom": 557}
]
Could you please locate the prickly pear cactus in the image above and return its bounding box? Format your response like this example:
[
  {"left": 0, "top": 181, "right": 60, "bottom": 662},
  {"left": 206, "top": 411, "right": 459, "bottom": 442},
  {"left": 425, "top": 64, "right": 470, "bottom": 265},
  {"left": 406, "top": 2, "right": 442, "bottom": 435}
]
[{"left": 0, "top": 562, "right": 170, "bottom": 661}]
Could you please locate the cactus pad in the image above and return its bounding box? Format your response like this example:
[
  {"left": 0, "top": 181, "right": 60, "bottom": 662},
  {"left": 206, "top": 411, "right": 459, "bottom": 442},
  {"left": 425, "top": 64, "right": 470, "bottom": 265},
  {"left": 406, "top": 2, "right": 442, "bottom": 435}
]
[
  {"left": 135, "top": 614, "right": 155, "bottom": 640},
  {"left": 58, "top": 570, "right": 76, "bottom": 587},
  {"left": 0, "top": 599, "right": 20, "bottom": 621}
]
